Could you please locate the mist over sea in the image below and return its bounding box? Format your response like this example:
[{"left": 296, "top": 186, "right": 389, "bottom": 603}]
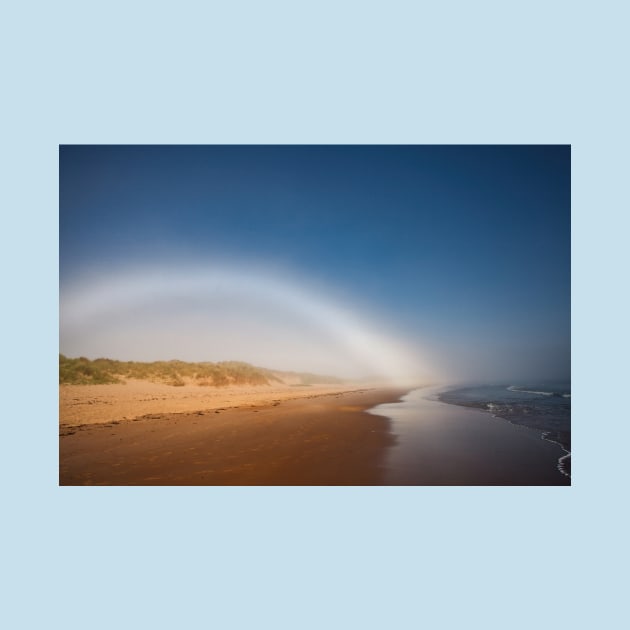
[{"left": 438, "top": 383, "right": 571, "bottom": 477}]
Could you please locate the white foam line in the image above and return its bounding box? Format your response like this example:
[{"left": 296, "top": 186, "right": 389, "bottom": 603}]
[
  {"left": 508, "top": 385, "right": 555, "bottom": 396},
  {"left": 541, "top": 431, "right": 572, "bottom": 479},
  {"left": 477, "top": 408, "right": 571, "bottom": 480}
]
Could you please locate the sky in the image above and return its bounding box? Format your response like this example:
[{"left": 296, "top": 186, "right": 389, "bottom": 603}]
[{"left": 59, "top": 145, "right": 570, "bottom": 384}]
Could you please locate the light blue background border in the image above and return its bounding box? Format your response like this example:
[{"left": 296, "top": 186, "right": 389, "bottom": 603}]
[{"left": 3, "top": 1, "right": 627, "bottom": 628}]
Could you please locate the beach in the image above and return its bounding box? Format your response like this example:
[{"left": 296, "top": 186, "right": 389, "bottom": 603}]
[
  {"left": 60, "top": 384, "right": 404, "bottom": 485},
  {"left": 60, "top": 382, "right": 569, "bottom": 486}
]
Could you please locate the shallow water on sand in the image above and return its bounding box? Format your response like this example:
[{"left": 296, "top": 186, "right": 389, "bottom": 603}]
[
  {"left": 369, "top": 387, "right": 569, "bottom": 485},
  {"left": 438, "top": 383, "right": 571, "bottom": 477}
]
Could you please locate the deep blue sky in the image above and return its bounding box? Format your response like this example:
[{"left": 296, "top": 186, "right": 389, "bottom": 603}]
[{"left": 60, "top": 145, "right": 570, "bottom": 381}]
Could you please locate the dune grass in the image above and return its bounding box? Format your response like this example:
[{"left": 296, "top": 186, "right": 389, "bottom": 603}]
[{"left": 59, "top": 355, "right": 344, "bottom": 387}]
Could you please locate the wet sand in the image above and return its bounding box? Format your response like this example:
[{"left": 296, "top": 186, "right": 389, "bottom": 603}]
[
  {"left": 371, "top": 388, "right": 570, "bottom": 485},
  {"left": 59, "top": 388, "right": 405, "bottom": 485}
]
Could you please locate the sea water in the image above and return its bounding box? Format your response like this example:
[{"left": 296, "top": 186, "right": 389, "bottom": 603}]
[{"left": 438, "top": 383, "right": 571, "bottom": 477}]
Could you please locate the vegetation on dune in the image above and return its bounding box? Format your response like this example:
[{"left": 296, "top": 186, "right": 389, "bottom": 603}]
[
  {"left": 59, "top": 355, "right": 345, "bottom": 387},
  {"left": 59, "top": 355, "right": 123, "bottom": 384}
]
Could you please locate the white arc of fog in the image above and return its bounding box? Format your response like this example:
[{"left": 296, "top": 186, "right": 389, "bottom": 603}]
[{"left": 60, "top": 265, "right": 428, "bottom": 385}]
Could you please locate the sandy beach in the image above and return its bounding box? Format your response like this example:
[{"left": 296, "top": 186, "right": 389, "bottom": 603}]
[
  {"left": 60, "top": 384, "right": 404, "bottom": 485},
  {"left": 59, "top": 380, "right": 365, "bottom": 426}
]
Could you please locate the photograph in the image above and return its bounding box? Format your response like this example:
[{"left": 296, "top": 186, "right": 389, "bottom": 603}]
[
  {"left": 9, "top": 2, "right": 630, "bottom": 628},
  {"left": 59, "top": 144, "right": 570, "bottom": 485}
]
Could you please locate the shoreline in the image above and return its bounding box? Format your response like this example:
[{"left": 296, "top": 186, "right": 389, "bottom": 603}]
[
  {"left": 60, "top": 387, "right": 408, "bottom": 485},
  {"left": 540, "top": 433, "right": 572, "bottom": 478},
  {"left": 435, "top": 390, "right": 571, "bottom": 480},
  {"left": 371, "top": 387, "right": 570, "bottom": 485}
]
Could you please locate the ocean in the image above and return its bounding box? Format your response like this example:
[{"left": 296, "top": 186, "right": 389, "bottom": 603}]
[{"left": 438, "top": 383, "right": 571, "bottom": 478}]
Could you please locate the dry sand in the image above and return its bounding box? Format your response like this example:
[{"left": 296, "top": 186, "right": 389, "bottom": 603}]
[
  {"left": 59, "top": 380, "right": 361, "bottom": 426},
  {"left": 59, "top": 384, "right": 404, "bottom": 485}
]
